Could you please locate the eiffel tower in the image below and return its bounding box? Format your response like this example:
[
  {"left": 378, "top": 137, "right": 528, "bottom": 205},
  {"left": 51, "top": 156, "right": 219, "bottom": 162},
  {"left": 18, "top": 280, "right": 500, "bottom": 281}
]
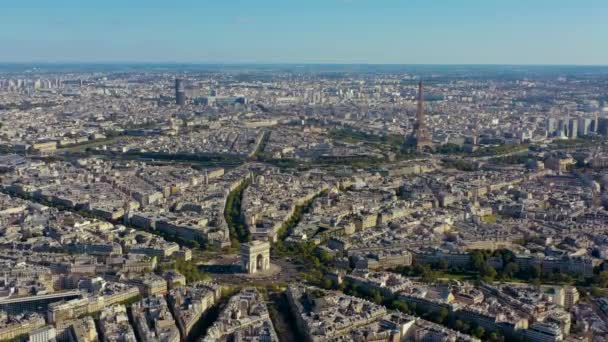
[{"left": 408, "top": 81, "right": 434, "bottom": 151}]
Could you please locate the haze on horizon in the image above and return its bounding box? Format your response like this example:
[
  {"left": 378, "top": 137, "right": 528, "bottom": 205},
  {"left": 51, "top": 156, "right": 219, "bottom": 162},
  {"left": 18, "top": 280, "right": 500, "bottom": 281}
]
[{"left": 1, "top": 0, "right": 607, "bottom": 65}]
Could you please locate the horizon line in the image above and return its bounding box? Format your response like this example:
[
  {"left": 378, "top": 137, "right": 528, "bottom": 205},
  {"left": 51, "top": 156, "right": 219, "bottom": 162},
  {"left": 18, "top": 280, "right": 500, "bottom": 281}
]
[{"left": 1, "top": 61, "right": 608, "bottom": 67}]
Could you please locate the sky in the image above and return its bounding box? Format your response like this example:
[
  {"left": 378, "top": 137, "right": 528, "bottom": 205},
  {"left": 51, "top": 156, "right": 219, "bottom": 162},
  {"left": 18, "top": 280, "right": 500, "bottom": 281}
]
[{"left": 1, "top": 0, "right": 607, "bottom": 65}]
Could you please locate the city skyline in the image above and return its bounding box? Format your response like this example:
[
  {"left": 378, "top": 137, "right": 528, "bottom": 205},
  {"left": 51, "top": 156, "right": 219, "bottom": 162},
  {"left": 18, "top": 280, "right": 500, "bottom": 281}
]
[
  {"left": 3, "top": 2, "right": 608, "bottom": 341},
  {"left": 2, "top": 31, "right": 608, "bottom": 341},
  {"left": 2, "top": 0, "right": 608, "bottom": 65}
]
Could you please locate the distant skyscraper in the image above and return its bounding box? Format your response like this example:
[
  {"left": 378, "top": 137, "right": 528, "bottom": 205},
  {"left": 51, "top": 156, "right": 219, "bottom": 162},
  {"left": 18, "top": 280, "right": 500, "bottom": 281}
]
[
  {"left": 408, "top": 81, "right": 433, "bottom": 151},
  {"left": 568, "top": 118, "right": 578, "bottom": 139},
  {"left": 597, "top": 117, "right": 608, "bottom": 136},
  {"left": 558, "top": 118, "right": 568, "bottom": 137},
  {"left": 578, "top": 118, "right": 592, "bottom": 136},
  {"left": 175, "top": 78, "right": 186, "bottom": 106},
  {"left": 546, "top": 118, "right": 557, "bottom": 136},
  {"left": 593, "top": 113, "right": 600, "bottom": 133}
]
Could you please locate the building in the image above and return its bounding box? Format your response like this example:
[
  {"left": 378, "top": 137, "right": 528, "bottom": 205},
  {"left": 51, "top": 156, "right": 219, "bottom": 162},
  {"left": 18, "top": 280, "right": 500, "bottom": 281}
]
[
  {"left": 352, "top": 250, "right": 412, "bottom": 270},
  {"left": 132, "top": 295, "right": 180, "bottom": 342},
  {"left": 563, "top": 286, "right": 579, "bottom": 309},
  {"left": 545, "top": 157, "right": 576, "bottom": 174},
  {"left": 578, "top": 118, "right": 592, "bottom": 136},
  {"left": 203, "top": 288, "right": 279, "bottom": 341},
  {"left": 31, "top": 141, "right": 57, "bottom": 154},
  {"left": 0, "top": 312, "right": 45, "bottom": 341},
  {"left": 175, "top": 79, "right": 186, "bottom": 106},
  {"left": 525, "top": 321, "right": 563, "bottom": 342},
  {"left": 240, "top": 240, "right": 271, "bottom": 274},
  {"left": 597, "top": 117, "right": 608, "bottom": 135},
  {"left": 546, "top": 118, "right": 558, "bottom": 136},
  {"left": 98, "top": 305, "right": 136, "bottom": 342},
  {"left": 163, "top": 270, "right": 186, "bottom": 289},
  {"left": 168, "top": 282, "right": 221, "bottom": 338},
  {"left": 568, "top": 118, "right": 578, "bottom": 139},
  {"left": 67, "top": 316, "right": 98, "bottom": 342},
  {"left": 127, "top": 273, "right": 167, "bottom": 296},
  {"left": 28, "top": 325, "right": 56, "bottom": 342},
  {"left": 47, "top": 283, "right": 139, "bottom": 324}
]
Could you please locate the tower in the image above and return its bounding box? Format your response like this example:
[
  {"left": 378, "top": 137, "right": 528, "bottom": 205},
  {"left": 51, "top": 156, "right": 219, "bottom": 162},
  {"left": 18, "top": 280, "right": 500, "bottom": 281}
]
[
  {"left": 408, "top": 81, "right": 433, "bottom": 151},
  {"left": 175, "top": 78, "right": 186, "bottom": 106}
]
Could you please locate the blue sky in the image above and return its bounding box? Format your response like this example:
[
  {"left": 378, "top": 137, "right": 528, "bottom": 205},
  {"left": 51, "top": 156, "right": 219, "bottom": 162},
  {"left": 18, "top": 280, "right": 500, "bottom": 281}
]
[{"left": 1, "top": 0, "right": 607, "bottom": 64}]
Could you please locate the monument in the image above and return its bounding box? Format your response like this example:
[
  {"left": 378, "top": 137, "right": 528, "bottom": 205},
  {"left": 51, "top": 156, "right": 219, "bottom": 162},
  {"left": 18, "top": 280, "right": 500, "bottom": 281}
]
[
  {"left": 240, "top": 240, "right": 270, "bottom": 274},
  {"left": 407, "top": 81, "right": 434, "bottom": 151}
]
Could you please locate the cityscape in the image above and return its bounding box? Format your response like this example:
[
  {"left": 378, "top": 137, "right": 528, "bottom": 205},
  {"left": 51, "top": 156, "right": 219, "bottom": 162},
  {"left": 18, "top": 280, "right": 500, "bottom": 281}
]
[{"left": 2, "top": 1, "right": 608, "bottom": 342}]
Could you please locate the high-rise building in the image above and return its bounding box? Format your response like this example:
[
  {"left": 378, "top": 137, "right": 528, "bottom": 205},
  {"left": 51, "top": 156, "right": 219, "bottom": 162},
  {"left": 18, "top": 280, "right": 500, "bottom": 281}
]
[
  {"left": 592, "top": 113, "right": 600, "bottom": 133},
  {"left": 598, "top": 117, "right": 608, "bottom": 136},
  {"left": 408, "top": 81, "right": 433, "bottom": 151},
  {"left": 175, "top": 78, "right": 186, "bottom": 106},
  {"left": 568, "top": 118, "right": 578, "bottom": 139},
  {"left": 546, "top": 118, "right": 558, "bottom": 136},
  {"left": 558, "top": 118, "right": 568, "bottom": 137},
  {"left": 578, "top": 118, "right": 592, "bottom": 136}
]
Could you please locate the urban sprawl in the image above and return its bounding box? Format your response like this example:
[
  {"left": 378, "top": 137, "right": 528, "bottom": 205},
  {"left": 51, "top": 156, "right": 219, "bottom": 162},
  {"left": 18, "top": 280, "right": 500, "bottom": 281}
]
[{"left": 0, "top": 65, "right": 608, "bottom": 341}]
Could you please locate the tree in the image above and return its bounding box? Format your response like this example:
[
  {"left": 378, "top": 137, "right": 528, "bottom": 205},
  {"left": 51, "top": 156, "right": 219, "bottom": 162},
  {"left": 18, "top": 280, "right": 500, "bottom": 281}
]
[
  {"left": 311, "top": 256, "right": 321, "bottom": 268},
  {"left": 437, "top": 143, "right": 463, "bottom": 154},
  {"left": 489, "top": 331, "right": 504, "bottom": 342},
  {"left": 470, "top": 251, "right": 486, "bottom": 271},
  {"left": 395, "top": 265, "right": 412, "bottom": 276},
  {"left": 392, "top": 300, "right": 409, "bottom": 313},
  {"left": 596, "top": 270, "right": 608, "bottom": 288},
  {"left": 410, "top": 303, "right": 418, "bottom": 315},
  {"left": 371, "top": 289, "right": 383, "bottom": 304},
  {"left": 445, "top": 232, "right": 458, "bottom": 242},
  {"left": 436, "top": 307, "right": 449, "bottom": 324},
  {"left": 438, "top": 259, "right": 449, "bottom": 271},
  {"left": 231, "top": 239, "right": 240, "bottom": 250},
  {"left": 421, "top": 269, "right": 439, "bottom": 284},
  {"left": 472, "top": 326, "right": 485, "bottom": 339},
  {"left": 532, "top": 265, "right": 541, "bottom": 279},
  {"left": 591, "top": 286, "right": 607, "bottom": 297},
  {"left": 413, "top": 264, "right": 428, "bottom": 275},
  {"left": 519, "top": 265, "right": 541, "bottom": 280},
  {"left": 454, "top": 320, "right": 464, "bottom": 331},
  {"left": 503, "top": 262, "right": 519, "bottom": 278},
  {"left": 319, "top": 250, "right": 334, "bottom": 263},
  {"left": 481, "top": 264, "right": 497, "bottom": 281}
]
